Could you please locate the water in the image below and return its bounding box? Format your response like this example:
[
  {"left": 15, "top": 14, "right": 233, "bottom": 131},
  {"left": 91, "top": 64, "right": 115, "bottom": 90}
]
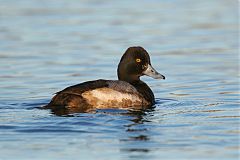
[{"left": 0, "top": 0, "right": 239, "bottom": 159}]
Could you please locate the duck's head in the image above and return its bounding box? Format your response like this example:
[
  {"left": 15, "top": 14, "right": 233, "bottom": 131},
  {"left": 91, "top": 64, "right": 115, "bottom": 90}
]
[{"left": 117, "top": 46, "right": 165, "bottom": 83}]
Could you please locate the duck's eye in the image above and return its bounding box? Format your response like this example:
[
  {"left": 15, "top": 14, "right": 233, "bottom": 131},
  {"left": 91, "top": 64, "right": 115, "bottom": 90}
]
[{"left": 136, "top": 58, "right": 141, "bottom": 63}]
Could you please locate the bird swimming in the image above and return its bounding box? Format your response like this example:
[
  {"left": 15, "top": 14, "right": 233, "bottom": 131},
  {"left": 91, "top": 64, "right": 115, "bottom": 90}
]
[{"left": 44, "top": 46, "right": 165, "bottom": 114}]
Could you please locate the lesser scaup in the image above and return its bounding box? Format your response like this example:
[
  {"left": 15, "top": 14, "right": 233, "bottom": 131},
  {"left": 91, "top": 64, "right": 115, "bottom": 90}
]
[{"left": 44, "top": 46, "right": 165, "bottom": 113}]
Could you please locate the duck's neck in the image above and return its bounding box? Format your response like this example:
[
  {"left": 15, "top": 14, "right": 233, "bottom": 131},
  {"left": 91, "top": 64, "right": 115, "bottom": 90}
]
[
  {"left": 118, "top": 71, "right": 155, "bottom": 105},
  {"left": 118, "top": 74, "right": 140, "bottom": 84},
  {"left": 117, "top": 65, "right": 140, "bottom": 83}
]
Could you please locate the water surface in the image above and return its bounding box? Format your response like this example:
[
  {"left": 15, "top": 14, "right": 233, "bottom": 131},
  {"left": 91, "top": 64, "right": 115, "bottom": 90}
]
[{"left": 0, "top": 0, "right": 239, "bottom": 160}]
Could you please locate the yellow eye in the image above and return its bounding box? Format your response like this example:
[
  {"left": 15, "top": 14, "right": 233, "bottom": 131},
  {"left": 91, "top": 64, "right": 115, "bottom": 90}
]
[{"left": 136, "top": 58, "right": 141, "bottom": 63}]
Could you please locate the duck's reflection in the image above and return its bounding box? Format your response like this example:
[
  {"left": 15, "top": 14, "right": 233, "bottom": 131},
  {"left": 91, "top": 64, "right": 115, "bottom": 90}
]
[
  {"left": 41, "top": 105, "right": 155, "bottom": 155},
  {"left": 41, "top": 105, "right": 96, "bottom": 116},
  {"left": 120, "top": 134, "right": 150, "bottom": 141},
  {"left": 42, "top": 103, "right": 154, "bottom": 116},
  {"left": 119, "top": 109, "right": 155, "bottom": 155}
]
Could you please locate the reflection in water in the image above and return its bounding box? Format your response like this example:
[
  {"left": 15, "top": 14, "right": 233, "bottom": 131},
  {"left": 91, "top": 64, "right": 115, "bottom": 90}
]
[
  {"left": 121, "top": 110, "right": 153, "bottom": 154},
  {"left": 44, "top": 103, "right": 154, "bottom": 154},
  {"left": 41, "top": 105, "right": 94, "bottom": 116},
  {"left": 121, "top": 148, "right": 150, "bottom": 153},
  {"left": 41, "top": 100, "right": 156, "bottom": 117}
]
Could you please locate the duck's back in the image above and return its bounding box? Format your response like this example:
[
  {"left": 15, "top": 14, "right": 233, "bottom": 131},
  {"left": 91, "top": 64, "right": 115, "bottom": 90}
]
[{"left": 44, "top": 79, "right": 150, "bottom": 112}]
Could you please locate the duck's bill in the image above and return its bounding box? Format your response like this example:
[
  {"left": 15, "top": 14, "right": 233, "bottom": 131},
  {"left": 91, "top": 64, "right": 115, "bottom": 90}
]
[{"left": 143, "top": 64, "right": 165, "bottom": 79}]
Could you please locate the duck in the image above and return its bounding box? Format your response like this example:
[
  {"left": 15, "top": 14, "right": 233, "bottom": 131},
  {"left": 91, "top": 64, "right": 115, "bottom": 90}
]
[{"left": 44, "top": 46, "right": 165, "bottom": 113}]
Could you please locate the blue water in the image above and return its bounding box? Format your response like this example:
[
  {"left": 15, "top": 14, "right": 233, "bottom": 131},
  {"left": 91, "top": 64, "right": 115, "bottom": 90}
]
[{"left": 0, "top": 0, "right": 239, "bottom": 159}]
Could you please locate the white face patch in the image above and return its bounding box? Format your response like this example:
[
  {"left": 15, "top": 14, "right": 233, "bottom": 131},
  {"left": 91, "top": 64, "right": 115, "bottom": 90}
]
[{"left": 81, "top": 87, "right": 149, "bottom": 109}]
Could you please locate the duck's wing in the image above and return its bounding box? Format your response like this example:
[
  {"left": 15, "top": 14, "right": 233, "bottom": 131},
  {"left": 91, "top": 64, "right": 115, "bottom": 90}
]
[
  {"left": 44, "top": 79, "right": 108, "bottom": 109},
  {"left": 106, "top": 80, "right": 139, "bottom": 94},
  {"left": 56, "top": 79, "right": 109, "bottom": 95},
  {"left": 56, "top": 80, "right": 140, "bottom": 95}
]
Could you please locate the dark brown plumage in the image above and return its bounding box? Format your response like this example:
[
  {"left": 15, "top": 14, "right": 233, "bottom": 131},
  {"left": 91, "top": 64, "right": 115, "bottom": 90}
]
[{"left": 43, "top": 46, "right": 165, "bottom": 114}]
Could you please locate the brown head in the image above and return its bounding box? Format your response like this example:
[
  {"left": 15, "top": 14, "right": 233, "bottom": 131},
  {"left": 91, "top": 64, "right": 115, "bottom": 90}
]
[{"left": 117, "top": 46, "right": 165, "bottom": 83}]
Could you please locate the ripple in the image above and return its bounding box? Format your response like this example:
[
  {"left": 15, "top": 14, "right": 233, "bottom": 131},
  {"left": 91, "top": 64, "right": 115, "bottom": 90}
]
[{"left": 0, "top": 0, "right": 238, "bottom": 160}]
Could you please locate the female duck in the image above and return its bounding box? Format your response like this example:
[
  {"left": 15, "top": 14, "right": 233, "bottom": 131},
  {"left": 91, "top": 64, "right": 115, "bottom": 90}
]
[{"left": 44, "top": 47, "right": 165, "bottom": 113}]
